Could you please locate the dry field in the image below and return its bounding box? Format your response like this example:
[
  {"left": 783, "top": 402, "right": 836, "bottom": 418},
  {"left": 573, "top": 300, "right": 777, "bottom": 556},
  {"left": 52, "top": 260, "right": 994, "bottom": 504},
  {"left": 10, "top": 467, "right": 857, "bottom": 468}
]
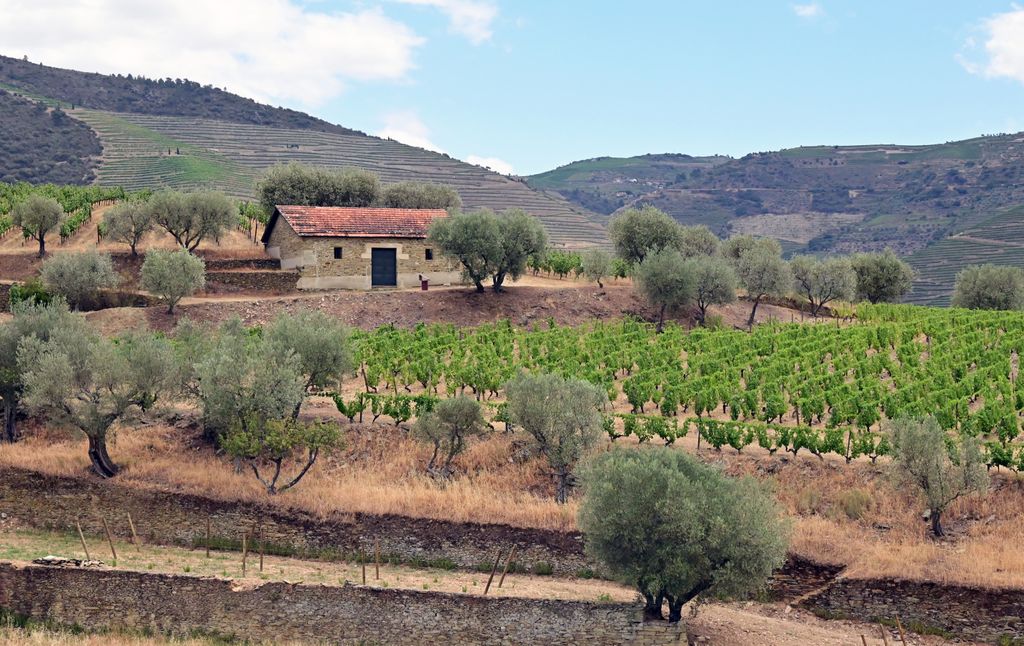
[{"left": 3, "top": 405, "right": 1024, "bottom": 591}]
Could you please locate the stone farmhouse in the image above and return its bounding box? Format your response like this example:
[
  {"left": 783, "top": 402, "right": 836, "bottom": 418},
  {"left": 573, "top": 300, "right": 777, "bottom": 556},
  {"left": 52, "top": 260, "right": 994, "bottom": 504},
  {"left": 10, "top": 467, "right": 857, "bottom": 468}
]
[{"left": 262, "top": 205, "right": 464, "bottom": 290}]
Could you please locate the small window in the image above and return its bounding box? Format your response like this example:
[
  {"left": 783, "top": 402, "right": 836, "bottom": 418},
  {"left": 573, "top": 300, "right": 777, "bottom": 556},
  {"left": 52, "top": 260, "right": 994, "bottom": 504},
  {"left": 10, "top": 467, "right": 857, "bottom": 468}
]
[
  {"left": 333, "top": 247, "right": 343, "bottom": 259},
  {"left": 425, "top": 248, "right": 434, "bottom": 261}
]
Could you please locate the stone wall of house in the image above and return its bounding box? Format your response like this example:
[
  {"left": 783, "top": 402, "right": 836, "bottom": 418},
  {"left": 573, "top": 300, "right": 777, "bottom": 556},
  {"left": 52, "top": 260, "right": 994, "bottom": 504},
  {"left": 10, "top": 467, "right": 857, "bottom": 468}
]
[
  {"left": 264, "top": 217, "right": 463, "bottom": 290},
  {"left": 0, "top": 468, "right": 590, "bottom": 576},
  {"left": 801, "top": 576, "right": 1024, "bottom": 643},
  {"left": 0, "top": 562, "right": 685, "bottom": 646}
]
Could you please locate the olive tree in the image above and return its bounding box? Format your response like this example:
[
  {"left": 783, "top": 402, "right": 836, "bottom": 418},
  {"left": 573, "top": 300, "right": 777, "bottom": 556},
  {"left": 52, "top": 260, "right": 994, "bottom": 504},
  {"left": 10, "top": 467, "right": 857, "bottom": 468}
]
[
  {"left": 634, "top": 248, "right": 696, "bottom": 331},
  {"left": 18, "top": 327, "right": 179, "bottom": 477},
  {"left": 428, "top": 209, "right": 500, "bottom": 292},
  {"left": 579, "top": 447, "right": 789, "bottom": 622},
  {"left": 412, "top": 395, "right": 487, "bottom": 479},
  {"left": 256, "top": 163, "right": 381, "bottom": 213},
  {"left": 678, "top": 225, "right": 720, "bottom": 259},
  {"left": 851, "top": 250, "right": 915, "bottom": 304},
  {"left": 264, "top": 310, "right": 354, "bottom": 415},
  {"left": 951, "top": 264, "right": 1024, "bottom": 311},
  {"left": 222, "top": 416, "right": 342, "bottom": 495},
  {"left": 194, "top": 318, "right": 306, "bottom": 440},
  {"left": 0, "top": 298, "right": 78, "bottom": 443},
  {"left": 505, "top": 372, "right": 607, "bottom": 503},
  {"left": 491, "top": 209, "right": 548, "bottom": 291},
  {"left": 581, "top": 248, "right": 612, "bottom": 288},
  {"left": 102, "top": 201, "right": 154, "bottom": 257},
  {"left": 380, "top": 181, "right": 462, "bottom": 209},
  {"left": 40, "top": 250, "right": 120, "bottom": 310},
  {"left": 140, "top": 249, "right": 206, "bottom": 314},
  {"left": 790, "top": 255, "right": 856, "bottom": 317},
  {"left": 12, "top": 194, "right": 63, "bottom": 257},
  {"left": 608, "top": 205, "right": 682, "bottom": 265},
  {"left": 728, "top": 239, "right": 791, "bottom": 327},
  {"left": 149, "top": 190, "right": 236, "bottom": 251},
  {"left": 888, "top": 416, "right": 988, "bottom": 537},
  {"left": 687, "top": 256, "right": 736, "bottom": 325}
]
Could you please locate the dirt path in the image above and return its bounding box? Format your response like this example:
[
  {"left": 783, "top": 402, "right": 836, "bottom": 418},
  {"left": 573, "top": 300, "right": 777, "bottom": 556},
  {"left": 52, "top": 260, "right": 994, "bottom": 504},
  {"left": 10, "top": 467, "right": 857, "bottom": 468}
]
[{"left": 686, "top": 602, "right": 964, "bottom": 645}]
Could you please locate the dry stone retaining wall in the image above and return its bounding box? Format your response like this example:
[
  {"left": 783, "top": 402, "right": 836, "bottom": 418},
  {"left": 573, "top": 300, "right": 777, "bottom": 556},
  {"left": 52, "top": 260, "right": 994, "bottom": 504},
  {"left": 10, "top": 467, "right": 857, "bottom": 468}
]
[
  {"left": 801, "top": 576, "right": 1024, "bottom": 643},
  {"left": 0, "top": 562, "right": 685, "bottom": 645},
  {"left": 0, "top": 468, "right": 590, "bottom": 575}
]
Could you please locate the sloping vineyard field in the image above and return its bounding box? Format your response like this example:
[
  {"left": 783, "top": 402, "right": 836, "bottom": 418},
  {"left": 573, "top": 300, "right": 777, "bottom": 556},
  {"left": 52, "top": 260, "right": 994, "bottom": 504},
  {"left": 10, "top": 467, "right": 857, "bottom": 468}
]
[
  {"left": 341, "top": 304, "right": 1024, "bottom": 469},
  {"left": 0, "top": 182, "right": 131, "bottom": 241}
]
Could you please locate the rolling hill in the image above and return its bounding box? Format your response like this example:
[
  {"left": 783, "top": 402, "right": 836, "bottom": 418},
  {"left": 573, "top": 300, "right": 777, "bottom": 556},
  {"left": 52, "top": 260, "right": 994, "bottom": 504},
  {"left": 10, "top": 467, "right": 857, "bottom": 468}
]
[
  {"left": 0, "top": 55, "right": 607, "bottom": 248},
  {"left": 529, "top": 139, "right": 1024, "bottom": 304}
]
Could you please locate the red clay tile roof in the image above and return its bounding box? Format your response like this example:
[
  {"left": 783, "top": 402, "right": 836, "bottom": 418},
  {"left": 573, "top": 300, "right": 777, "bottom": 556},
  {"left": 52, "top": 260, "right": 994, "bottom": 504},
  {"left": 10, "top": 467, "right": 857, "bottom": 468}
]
[{"left": 271, "top": 205, "right": 447, "bottom": 239}]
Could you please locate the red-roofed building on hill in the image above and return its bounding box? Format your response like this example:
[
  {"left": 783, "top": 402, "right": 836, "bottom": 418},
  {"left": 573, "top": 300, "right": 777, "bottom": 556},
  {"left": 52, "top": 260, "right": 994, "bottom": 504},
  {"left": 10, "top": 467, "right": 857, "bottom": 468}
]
[{"left": 261, "top": 205, "right": 464, "bottom": 290}]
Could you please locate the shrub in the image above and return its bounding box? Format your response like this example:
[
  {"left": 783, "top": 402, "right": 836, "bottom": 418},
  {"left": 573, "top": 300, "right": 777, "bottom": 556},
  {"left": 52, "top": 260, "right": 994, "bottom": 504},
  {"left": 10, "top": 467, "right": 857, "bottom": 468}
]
[
  {"left": 951, "top": 264, "right": 1024, "bottom": 310},
  {"left": 39, "top": 250, "right": 119, "bottom": 310},
  {"left": 579, "top": 447, "right": 789, "bottom": 622},
  {"left": 412, "top": 395, "right": 488, "bottom": 479},
  {"left": 7, "top": 278, "right": 52, "bottom": 308},
  {"left": 140, "top": 249, "right": 205, "bottom": 314}
]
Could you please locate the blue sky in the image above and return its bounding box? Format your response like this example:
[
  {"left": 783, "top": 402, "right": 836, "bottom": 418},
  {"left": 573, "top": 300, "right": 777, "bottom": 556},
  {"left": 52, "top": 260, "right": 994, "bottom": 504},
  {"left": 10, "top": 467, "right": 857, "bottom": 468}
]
[{"left": 4, "top": 1, "right": 1024, "bottom": 175}]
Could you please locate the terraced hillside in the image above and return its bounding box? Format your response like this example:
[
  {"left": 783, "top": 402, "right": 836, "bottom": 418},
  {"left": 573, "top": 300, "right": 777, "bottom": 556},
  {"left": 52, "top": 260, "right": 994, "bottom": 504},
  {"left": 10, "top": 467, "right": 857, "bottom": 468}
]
[
  {"left": 906, "top": 206, "right": 1024, "bottom": 306},
  {"left": 71, "top": 110, "right": 606, "bottom": 248}
]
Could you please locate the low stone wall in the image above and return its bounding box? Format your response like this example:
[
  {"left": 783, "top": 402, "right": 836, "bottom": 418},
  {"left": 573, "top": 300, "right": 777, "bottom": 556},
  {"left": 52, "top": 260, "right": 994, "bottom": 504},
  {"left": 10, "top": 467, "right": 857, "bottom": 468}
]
[
  {"left": 802, "top": 576, "right": 1024, "bottom": 643},
  {"left": 0, "top": 468, "right": 589, "bottom": 575},
  {"left": 0, "top": 562, "right": 684, "bottom": 645},
  {"left": 202, "top": 257, "right": 281, "bottom": 271},
  {"left": 205, "top": 269, "right": 299, "bottom": 294}
]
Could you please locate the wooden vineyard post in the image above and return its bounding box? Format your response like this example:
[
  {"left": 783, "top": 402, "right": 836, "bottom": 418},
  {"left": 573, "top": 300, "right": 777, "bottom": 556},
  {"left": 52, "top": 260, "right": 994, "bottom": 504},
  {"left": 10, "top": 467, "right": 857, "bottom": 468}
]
[
  {"left": 241, "top": 532, "right": 248, "bottom": 577},
  {"left": 361, "top": 549, "right": 367, "bottom": 585},
  {"left": 259, "top": 523, "right": 265, "bottom": 573},
  {"left": 879, "top": 625, "right": 891, "bottom": 646},
  {"left": 483, "top": 548, "right": 503, "bottom": 595},
  {"left": 498, "top": 545, "right": 517, "bottom": 589},
  {"left": 895, "top": 617, "right": 907, "bottom": 643},
  {"left": 75, "top": 519, "right": 91, "bottom": 560},
  {"left": 100, "top": 516, "right": 118, "bottom": 562},
  {"left": 205, "top": 515, "right": 211, "bottom": 558},
  {"left": 126, "top": 512, "right": 140, "bottom": 552},
  {"left": 860, "top": 636, "right": 868, "bottom": 646},
  {"left": 374, "top": 539, "right": 380, "bottom": 580}
]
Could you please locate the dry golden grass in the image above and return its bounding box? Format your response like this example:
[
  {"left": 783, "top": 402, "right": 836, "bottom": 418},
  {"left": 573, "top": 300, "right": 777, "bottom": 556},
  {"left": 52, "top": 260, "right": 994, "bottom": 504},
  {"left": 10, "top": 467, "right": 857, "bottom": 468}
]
[
  {"left": 4, "top": 414, "right": 1024, "bottom": 590},
  {"left": 0, "top": 527, "right": 636, "bottom": 603}
]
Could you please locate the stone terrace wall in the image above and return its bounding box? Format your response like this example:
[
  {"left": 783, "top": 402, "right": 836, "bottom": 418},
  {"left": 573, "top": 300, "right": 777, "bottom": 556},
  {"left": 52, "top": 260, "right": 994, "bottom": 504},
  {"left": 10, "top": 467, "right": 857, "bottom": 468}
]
[
  {"left": 0, "top": 468, "right": 589, "bottom": 575},
  {"left": 802, "top": 576, "right": 1024, "bottom": 643},
  {"left": 205, "top": 270, "right": 299, "bottom": 294},
  {"left": 0, "top": 563, "right": 684, "bottom": 646}
]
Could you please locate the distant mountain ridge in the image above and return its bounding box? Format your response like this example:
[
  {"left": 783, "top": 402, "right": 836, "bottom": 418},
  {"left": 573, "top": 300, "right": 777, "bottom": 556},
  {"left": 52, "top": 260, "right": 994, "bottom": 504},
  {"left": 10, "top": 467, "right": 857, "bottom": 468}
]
[
  {"left": 0, "top": 55, "right": 607, "bottom": 248},
  {"left": 528, "top": 137, "right": 1024, "bottom": 304}
]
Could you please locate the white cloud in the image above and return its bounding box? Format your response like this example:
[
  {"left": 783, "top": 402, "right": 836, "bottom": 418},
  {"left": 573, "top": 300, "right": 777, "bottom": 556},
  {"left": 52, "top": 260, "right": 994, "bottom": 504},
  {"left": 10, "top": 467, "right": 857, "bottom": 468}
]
[
  {"left": 396, "top": 0, "right": 498, "bottom": 44},
  {"left": 377, "top": 110, "right": 446, "bottom": 152},
  {"left": 0, "top": 0, "right": 424, "bottom": 107},
  {"left": 792, "top": 3, "right": 823, "bottom": 18},
  {"left": 466, "top": 155, "right": 514, "bottom": 175},
  {"left": 960, "top": 7, "right": 1024, "bottom": 85}
]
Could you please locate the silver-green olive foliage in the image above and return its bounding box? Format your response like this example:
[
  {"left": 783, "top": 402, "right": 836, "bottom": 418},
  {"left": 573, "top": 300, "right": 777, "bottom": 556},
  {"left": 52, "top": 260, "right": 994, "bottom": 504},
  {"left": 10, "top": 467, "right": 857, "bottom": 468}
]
[
  {"left": 102, "top": 201, "right": 154, "bottom": 257},
  {"left": 140, "top": 249, "right": 206, "bottom": 314},
  {"left": 148, "top": 190, "right": 236, "bottom": 251},
  {"left": 380, "top": 181, "right": 462, "bottom": 210},
  {"left": 581, "top": 248, "right": 613, "bottom": 288},
  {"left": 413, "top": 395, "right": 488, "bottom": 479},
  {"left": 634, "top": 248, "right": 696, "bottom": 331},
  {"left": 724, "top": 237, "right": 791, "bottom": 327},
  {"left": 608, "top": 206, "right": 683, "bottom": 265},
  {"left": 257, "top": 162, "right": 381, "bottom": 213},
  {"left": 505, "top": 372, "right": 606, "bottom": 504},
  {"left": 688, "top": 255, "right": 737, "bottom": 325},
  {"left": 951, "top": 264, "right": 1024, "bottom": 311},
  {"left": 12, "top": 194, "right": 63, "bottom": 257},
  {"left": 887, "top": 415, "right": 988, "bottom": 537},
  {"left": 18, "top": 324, "right": 179, "bottom": 478},
  {"left": 40, "top": 250, "right": 120, "bottom": 311},
  {"left": 851, "top": 250, "right": 915, "bottom": 304},
  {"left": 579, "top": 447, "right": 789, "bottom": 622},
  {"left": 790, "top": 255, "right": 856, "bottom": 317}
]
